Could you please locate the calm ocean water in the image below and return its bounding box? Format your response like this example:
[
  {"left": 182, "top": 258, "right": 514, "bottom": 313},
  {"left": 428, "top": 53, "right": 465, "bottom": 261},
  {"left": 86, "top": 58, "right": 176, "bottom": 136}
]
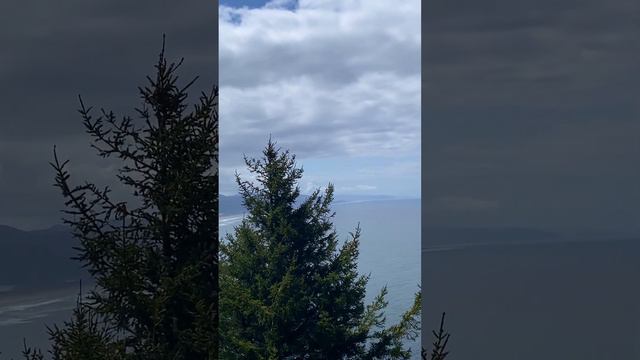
[
  {"left": 0, "top": 286, "right": 79, "bottom": 359},
  {"left": 0, "top": 199, "right": 421, "bottom": 358},
  {"left": 423, "top": 237, "right": 640, "bottom": 359}
]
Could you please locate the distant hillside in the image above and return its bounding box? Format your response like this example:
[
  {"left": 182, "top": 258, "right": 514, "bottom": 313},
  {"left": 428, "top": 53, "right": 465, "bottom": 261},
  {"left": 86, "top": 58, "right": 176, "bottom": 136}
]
[
  {"left": 333, "top": 194, "right": 401, "bottom": 203},
  {"left": 220, "top": 193, "right": 402, "bottom": 216},
  {"left": 0, "top": 225, "right": 87, "bottom": 289}
]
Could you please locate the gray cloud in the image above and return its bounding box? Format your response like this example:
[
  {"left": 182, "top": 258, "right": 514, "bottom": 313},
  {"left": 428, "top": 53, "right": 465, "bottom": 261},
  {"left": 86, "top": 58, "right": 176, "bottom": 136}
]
[
  {"left": 219, "top": 0, "right": 421, "bottom": 195},
  {"left": 0, "top": 0, "right": 216, "bottom": 230},
  {"left": 423, "top": 0, "right": 640, "bottom": 232}
]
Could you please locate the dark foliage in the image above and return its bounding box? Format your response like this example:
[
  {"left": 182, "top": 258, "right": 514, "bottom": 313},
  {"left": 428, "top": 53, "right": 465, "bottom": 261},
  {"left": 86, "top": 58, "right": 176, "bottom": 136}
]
[
  {"left": 15, "top": 39, "right": 219, "bottom": 359},
  {"left": 422, "top": 313, "right": 450, "bottom": 360},
  {"left": 47, "top": 284, "right": 124, "bottom": 360},
  {"left": 220, "top": 140, "right": 421, "bottom": 359}
]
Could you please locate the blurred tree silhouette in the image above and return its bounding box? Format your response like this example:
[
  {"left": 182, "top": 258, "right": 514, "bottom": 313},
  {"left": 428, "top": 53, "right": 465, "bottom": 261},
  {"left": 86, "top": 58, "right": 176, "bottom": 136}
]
[
  {"left": 19, "top": 38, "right": 218, "bottom": 359},
  {"left": 45, "top": 284, "right": 124, "bottom": 360},
  {"left": 422, "top": 313, "right": 450, "bottom": 360}
]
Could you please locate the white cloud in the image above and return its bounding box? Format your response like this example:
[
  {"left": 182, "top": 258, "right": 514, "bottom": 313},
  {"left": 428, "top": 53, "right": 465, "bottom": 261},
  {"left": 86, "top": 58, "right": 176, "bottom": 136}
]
[
  {"left": 219, "top": 0, "right": 420, "bottom": 163},
  {"left": 337, "top": 184, "right": 377, "bottom": 192}
]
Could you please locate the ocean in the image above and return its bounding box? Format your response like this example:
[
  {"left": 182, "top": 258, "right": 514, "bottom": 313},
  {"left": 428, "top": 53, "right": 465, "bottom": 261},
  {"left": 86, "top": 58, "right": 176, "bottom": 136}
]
[
  {"left": 422, "top": 235, "right": 640, "bottom": 359},
  {"left": 0, "top": 286, "right": 80, "bottom": 359},
  {"left": 12, "top": 199, "right": 640, "bottom": 359},
  {"left": 0, "top": 198, "right": 422, "bottom": 358},
  {"left": 5, "top": 200, "right": 640, "bottom": 359}
]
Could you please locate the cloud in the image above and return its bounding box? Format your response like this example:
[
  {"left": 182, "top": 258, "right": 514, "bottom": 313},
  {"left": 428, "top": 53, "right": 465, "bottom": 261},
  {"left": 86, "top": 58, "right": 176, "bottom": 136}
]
[
  {"left": 220, "top": 73, "right": 420, "bottom": 158},
  {"left": 422, "top": 0, "right": 640, "bottom": 231},
  {"left": 0, "top": 0, "right": 216, "bottom": 229},
  {"left": 219, "top": 0, "right": 421, "bottom": 194}
]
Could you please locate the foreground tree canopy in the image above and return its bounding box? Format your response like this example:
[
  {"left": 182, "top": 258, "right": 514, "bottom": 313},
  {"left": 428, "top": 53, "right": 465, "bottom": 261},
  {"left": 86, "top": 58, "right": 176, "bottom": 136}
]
[
  {"left": 219, "top": 140, "right": 422, "bottom": 359},
  {"left": 21, "top": 40, "right": 219, "bottom": 359}
]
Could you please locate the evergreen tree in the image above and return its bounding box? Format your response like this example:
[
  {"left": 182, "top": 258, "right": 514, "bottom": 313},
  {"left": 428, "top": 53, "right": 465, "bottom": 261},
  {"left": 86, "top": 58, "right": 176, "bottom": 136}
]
[
  {"left": 19, "top": 285, "right": 123, "bottom": 360},
  {"left": 45, "top": 286, "right": 124, "bottom": 360},
  {"left": 422, "top": 313, "right": 450, "bottom": 360},
  {"left": 220, "top": 140, "right": 421, "bottom": 359},
  {"left": 46, "top": 39, "right": 218, "bottom": 359}
]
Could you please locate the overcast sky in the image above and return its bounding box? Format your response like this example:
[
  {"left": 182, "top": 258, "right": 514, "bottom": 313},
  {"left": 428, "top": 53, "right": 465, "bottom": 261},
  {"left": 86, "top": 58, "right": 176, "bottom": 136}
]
[
  {"left": 218, "top": 0, "right": 421, "bottom": 198},
  {"left": 0, "top": 0, "right": 216, "bottom": 230},
  {"left": 423, "top": 0, "right": 640, "bottom": 233},
  {"left": 1, "top": 0, "right": 637, "bottom": 234}
]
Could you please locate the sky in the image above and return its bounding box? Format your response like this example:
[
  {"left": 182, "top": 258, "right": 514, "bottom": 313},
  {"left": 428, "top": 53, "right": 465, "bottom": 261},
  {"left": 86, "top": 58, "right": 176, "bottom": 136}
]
[
  {"left": 0, "top": 0, "right": 216, "bottom": 230},
  {"left": 218, "top": 0, "right": 421, "bottom": 198},
  {"left": 423, "top": 0, "right": 640, "bottom": 233},
  {"left": 1, "top": 0, "right": 638, "bottom": 234}
]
